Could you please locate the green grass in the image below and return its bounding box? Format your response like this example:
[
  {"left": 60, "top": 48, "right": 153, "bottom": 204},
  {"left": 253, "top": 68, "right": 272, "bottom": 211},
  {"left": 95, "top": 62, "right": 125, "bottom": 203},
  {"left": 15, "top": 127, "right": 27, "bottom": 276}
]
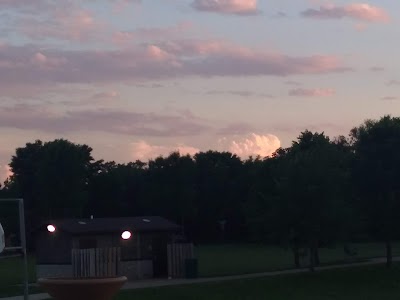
[
  {"left": 0, "top": 256, "right": 39, "bottom": 297},
  {"left": 198, "top": 244, "right": 294, "bottom": 277},
  {"left": 197, "top": 242, "right": 400, "bottom": 277},
  {"left": 1, "top": 242, "right": 400, "bottom": 297},
  {"left": 116, "top": 264, "right": 400, "bottom": 300}
]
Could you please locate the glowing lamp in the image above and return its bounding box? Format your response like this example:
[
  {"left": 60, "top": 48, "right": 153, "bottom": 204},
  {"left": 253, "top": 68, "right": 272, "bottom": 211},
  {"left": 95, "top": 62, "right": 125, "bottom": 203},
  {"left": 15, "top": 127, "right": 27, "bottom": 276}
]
[
  {"left": 121, "top": 231, "right": 131, "bottom": 240},
  {"left": 47, "top": 225, "right": 56, "bottom": 233}
]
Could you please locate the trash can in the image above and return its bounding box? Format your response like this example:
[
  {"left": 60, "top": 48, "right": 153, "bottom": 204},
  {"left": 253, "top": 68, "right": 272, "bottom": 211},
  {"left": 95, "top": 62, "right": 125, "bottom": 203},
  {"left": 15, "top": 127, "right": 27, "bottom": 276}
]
[{"left": 185, "top": 258, "right": 198, "bottom": 279}]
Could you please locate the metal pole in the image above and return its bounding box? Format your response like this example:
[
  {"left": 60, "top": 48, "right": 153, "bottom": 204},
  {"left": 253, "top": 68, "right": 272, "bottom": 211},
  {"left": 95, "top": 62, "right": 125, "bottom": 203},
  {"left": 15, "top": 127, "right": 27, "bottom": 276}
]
[
  {"left": 18, "top": 199, "right": 29, "bottom": 300},
  {"left": 137, "top": 233, "right": 141, "bottom": 279}
]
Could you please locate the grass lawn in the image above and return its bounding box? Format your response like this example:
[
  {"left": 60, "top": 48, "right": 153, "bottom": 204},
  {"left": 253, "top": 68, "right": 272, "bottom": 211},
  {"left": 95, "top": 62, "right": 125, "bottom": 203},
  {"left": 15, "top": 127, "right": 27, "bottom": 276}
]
[
  {"left": 1, "top": 242, "right": 400, "bottom": 297},
  {"left": 0, "top": 256, "right": 39, "bottom": 297},
  {"left": 197, "top": 242, "right": 400, "bottom": 277},
  {"left": 116, "top": 264, "right": 400, "bottom": 300}
]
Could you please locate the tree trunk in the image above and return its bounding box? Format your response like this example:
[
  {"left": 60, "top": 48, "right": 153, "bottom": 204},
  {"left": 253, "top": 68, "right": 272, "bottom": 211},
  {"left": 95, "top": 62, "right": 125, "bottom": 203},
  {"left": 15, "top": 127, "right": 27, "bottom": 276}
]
[
  {"left": 309, "top": 245, "right": 315, "bottom": 272},
  {"left": 314, "top": 246, "right": 320, "bottom": 266},
  {"left": 386, "top": 240, "right": 392, "bottom": 268},
  {"left": 308, "top": 238, "right": 319, "bottom": 272},
  {"left": 292, "top": 246, "right": 300, "bottom": 268}
]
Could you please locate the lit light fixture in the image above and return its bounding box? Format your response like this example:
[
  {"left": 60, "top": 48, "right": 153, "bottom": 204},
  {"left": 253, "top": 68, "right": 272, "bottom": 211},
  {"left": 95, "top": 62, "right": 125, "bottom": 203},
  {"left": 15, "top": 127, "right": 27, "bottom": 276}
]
[
  {"left": 121, "top": 231, "right": 132, "bottom": 240},
  {"left": 47, "top": 225, "right": 56, "bottom": 233}
]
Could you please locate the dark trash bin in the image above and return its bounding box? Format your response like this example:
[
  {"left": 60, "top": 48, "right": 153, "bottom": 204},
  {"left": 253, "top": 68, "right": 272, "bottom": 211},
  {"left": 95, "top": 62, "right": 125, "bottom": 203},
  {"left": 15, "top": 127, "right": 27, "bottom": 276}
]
[{"left": 185, "top": 258, "right": 198, "bottom": 279}]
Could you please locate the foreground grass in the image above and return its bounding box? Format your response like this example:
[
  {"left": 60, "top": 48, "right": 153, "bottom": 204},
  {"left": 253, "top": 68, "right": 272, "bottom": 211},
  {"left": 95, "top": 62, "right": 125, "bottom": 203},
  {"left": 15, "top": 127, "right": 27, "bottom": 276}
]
[
  {"left": 198, "top": 242, "right": 400, "bottom": 277},
  {"left": 117, "top": 264, "right": 400, "bottom": 300},
  {"left": 0, "top": 256, "right": 39, "bottom": 297},
  {"left": 1, "top": 242, "right": 400, "bottom": 297}
]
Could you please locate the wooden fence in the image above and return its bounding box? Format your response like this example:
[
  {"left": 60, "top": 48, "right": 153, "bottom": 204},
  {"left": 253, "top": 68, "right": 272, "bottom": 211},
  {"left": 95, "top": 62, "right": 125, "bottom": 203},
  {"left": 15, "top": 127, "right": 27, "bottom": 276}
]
[
  {"left": 72, "top": 247, "right": 120, "bottom": 278},
  {"left": 167, "top": 243, "right": 195, "bottom": 278}
]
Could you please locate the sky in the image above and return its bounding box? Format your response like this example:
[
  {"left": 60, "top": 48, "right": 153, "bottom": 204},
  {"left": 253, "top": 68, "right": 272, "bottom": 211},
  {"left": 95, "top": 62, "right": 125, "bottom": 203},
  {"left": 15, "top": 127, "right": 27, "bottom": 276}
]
[{"left": 0, "top": 0, "right": 399, "bottom": 182}]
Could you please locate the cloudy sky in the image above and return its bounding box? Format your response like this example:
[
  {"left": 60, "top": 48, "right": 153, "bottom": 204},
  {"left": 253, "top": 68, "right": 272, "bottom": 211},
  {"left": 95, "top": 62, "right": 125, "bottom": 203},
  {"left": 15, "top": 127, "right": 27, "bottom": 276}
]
[{"left": 0, "top": 0, "right": 399, "bottom": 181}]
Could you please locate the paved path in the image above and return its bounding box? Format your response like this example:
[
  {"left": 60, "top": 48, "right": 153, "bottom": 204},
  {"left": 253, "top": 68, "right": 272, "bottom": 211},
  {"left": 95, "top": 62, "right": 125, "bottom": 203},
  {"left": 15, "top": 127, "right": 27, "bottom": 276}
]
[{"left": 1, "top": 256, "right": 398, "bottom": 300}]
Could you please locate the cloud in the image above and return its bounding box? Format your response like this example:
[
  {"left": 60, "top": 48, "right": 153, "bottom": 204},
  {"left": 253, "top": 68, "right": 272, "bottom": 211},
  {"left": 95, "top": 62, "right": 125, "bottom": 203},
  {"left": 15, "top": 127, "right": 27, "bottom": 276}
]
[
  {"left": 0, "top": 165, "right": 12, "bottom": 184},
  {"left": 0, "top": 0, "right": 55, "bottom": 11},
  {"left": 0, "top": 105, "right": 208, "bottom": 137},
  {"left": 355, "top": 23, "right": 368, "bottom": 31},
  {"left": 112, "top": 22, "right": 193, "bottom": 45},
  {"left": 131, "top": 141, "right": 199, "bottom": 161},
  {"left": 387, "top": 80, "right": 400, "bottom": 86},
  {"left": 0, "top": 41, "right": 349, "bottom": 95},
  {"left": 381, "top": 96, "right": 398, "bottom": 101},
  {"left": 284, "top": 80, "right": 302, "bottom": 86},
  {"left": 219, "top": 133, "right": 281, "bottom": 158},
  {"left": 57, "top": 90, "right": 120, "bottom": 107},
  {"left": 369, "top": 66, "right": 384, "bottom": 72},
  {"left": 217, "top": 123, "right": 256, "bottom": 135},
  {"left": 91, "top": 91, "right": 120, "bottom": 101},
  {"left": 131, "top": 133, "right": 281, "bottom": 161},
  {"left": 192, "top": 0, "right": 259, "bottom": 15},
  {"left": 1, "top": 0, "right": 106, "bottom": 43},
  {"left": 289, "top": 88, "right": 335, "bottom": 97},
  {"left": 301, "top": 3, "right": 389, "bottom": 22},
  {"left": 206, "top": 90, "right": 274, "bottom": 98}
]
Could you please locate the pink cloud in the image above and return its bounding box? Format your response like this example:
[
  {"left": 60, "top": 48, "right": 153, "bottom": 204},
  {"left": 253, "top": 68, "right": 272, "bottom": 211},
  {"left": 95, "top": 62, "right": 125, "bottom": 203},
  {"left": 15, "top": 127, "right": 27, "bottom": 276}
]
[
  {"left": 217, "top": 123, "right": 256, "bottom": 135},
  {"left": 302, "top": 3, "right": 389, "bottom": 22},
  {"left": 387, "top": 80, "right": 400, "bottom": 86},
  {"left": 131, "top": 141, "right": 199, "bottom": 161},
  {"left": 0, "top": 41, "right": 349, "bottom": 95},
  {"left": 1, "top": 0, "right": 106, "bottom": 43},
  {"left": 112, "top": 31, "right": 135, "bottom": 44},
  {"left": 192, "top": 0, "right": 259, "bottom": 15},
  {"left": 131, "top": 133, "right": 281, "bottom": 161},
  {"left": 18, "top": 9, "right": 105, "bottom": 42},
  {"left": 58, "top": 90, "right": 120, "bottom": 107},
  {"left": 0, "top": 0, "right": 56, "bottom": 12},
  {"left": 219, "top": 133, "right": 281, "bottom": 158},
  {"left": 91, "top": 91, "right": 120, "bottom": 100},
  {"left": 30, "top": 52, "right": 67, "bottom": 69},
  {"left": 206, "top": 90, "right": 274, "bottom": 98},
  {"left": 84, "top": 91, "right": 120, "bottom": 105},
  {"left": 0, "top": 165, "right": 12, "bottom": 184},
  {"left": 369, "top": 66, "right": 385, "bottom": 72},
  {"left": 355, "top": 23, "right": 368, "bottom": 31},
  {"left": 284, "top": 80, "right": 302, "bottom": 86},
  {"left": 381, "top": 96, "right": 398, "bottom": 101},
  {"left": 0, "top": 104, "right": 209, "bottom": 137},
  {"left": 289, "top": 88, "right": 336, "bottom": 97},
  {"left": 113, "top": 22, "right": 193, "bottom": 45}
]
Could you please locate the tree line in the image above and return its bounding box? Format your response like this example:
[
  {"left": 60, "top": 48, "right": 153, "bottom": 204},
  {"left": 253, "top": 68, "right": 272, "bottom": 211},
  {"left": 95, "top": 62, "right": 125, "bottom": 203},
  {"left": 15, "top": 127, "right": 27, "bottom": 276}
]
[{"left": 1, "top": 115, "right": 400, "bottom": 270}]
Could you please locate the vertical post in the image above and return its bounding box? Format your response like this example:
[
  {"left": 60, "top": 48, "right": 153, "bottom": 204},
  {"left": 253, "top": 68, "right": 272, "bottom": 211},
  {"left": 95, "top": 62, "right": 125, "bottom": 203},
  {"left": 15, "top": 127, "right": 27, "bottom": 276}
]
[
  {"left": 18, "top": 199, "right": 29, "bottom": 300},
  {"left": 137, "top": 233, "right": 141, "bottom": 279}
]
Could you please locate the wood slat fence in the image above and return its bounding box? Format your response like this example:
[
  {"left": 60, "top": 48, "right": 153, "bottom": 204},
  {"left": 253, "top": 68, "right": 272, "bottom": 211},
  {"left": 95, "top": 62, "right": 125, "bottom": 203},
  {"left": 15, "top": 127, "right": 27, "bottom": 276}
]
[
  {"left": 72, "top": 247, "right": 120, "bottom": 278},
  {"left": 167, "top": 243, "right": 195, "bottom": 278}
]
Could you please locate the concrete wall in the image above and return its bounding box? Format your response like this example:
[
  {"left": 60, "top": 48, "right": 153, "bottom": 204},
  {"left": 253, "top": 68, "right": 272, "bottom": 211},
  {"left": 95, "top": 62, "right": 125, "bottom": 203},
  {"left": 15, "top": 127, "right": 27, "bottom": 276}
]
[
  {"left": 119, "top": 260, "right": 153, "bottom": 280},
  {"left": 36, "top": 264, "right": 73, "bottom": 279}
]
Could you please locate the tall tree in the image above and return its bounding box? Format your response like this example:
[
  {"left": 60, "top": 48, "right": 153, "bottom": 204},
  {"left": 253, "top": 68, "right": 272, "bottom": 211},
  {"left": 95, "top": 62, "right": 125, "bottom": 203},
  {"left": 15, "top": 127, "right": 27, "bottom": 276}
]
[
  {"left": 86, "top": 160, "right": 147, "bottom": 217},
  {"left": 351, "top": 115, "right": 400, "bottom": 267},
  {"left": 145, "top": 152, "right": 197, "bottom": 236},
  {"left": 193, "top": 151, "right": 246, "bottom": 242},
  {"left": 9, "top": 139, "right": 94, "bottom": 220},
  {"left": 272, "top": 131, "right": 349, "bottom": 270}
]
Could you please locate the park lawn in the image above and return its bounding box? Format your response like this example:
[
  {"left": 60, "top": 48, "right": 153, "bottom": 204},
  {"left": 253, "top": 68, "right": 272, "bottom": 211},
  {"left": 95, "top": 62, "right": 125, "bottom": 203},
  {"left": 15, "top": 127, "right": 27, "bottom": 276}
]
[
  {"left": 0, "top": 256, "right": 39, "bottom": 297},
  {"left": 197, "top": 242, "right": 400, "bottom": 277},
  {"left": 1, "top": 242, "right": 400, "bottom": 297},
  {"left": 116, "top": 264, "right": 400, "bottom": 300}
]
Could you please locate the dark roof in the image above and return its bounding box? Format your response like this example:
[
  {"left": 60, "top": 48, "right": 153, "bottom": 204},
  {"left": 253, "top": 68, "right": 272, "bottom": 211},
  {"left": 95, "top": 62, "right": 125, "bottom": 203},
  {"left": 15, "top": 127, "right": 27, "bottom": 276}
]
[{"left": 47, "top": 216, "right": 180, "bottom": 235}]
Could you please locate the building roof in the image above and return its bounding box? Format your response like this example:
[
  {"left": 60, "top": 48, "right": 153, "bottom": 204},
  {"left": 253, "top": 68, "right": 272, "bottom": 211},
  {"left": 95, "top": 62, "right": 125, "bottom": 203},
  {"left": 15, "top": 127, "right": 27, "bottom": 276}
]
[{"left": 46, "top": 216, "right": 180, "bottom": 235}]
